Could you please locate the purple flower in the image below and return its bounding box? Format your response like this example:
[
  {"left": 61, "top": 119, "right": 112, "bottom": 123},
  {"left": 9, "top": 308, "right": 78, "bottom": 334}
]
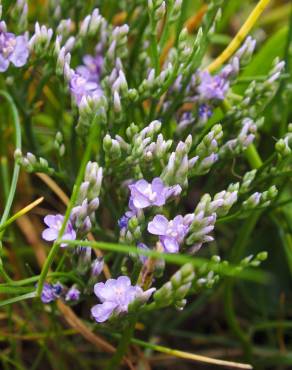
[
  {"left": 41, "top": 282, "right": 63, "bottom": 303},
  {"left": 118, "top": 198, "right": 143, "bottom": 231},
  {"left": 118, "top": 215, "right": 129, "bottom": 229},
  {"left": 65, "top": 286, "right": 81, "bottom": 301},
  {"left": 0, "top": 21, "right": 29, "bottom": 72},
  {"left": 70, "top": 72, "right": 102, "bottom": 105},
  {"left": 76, "top": 54, "right": 103, "bottom": 83},
  {"left": 147, "top": 215, "right": 190, "bottom": 253},
  {"left": 197, "top": 71, "right": 229, "bottom": 101},
  {"left": 129, "top": 178, "right": 181, "bottom": 210},
  {"left": 91, "top": 276, "right": 155, "bottom": 323},
  {"left": 42, "top": 214, "right": 76, "bottom": 247},
  {"left": 198, "top": 104, "right": 213, "bottom": 121}
]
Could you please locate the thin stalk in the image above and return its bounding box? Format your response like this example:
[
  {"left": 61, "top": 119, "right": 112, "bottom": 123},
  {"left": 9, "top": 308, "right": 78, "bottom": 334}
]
[
  {"left": 36, "top": 116, "right": 100, "bottom": 296},
  {"left": 224, "top": 280, "right": 252, "bottom": 360},
  {"left": 245, "top": 144, "right": 263, "bottom": 170},
  {"left": 0, "top": 157, "right": 10, "bottom": 201},
  {"left": 175, "top": 0, "right": 189, "bottom": 46},
  {"left": 158, "top": 2, "right": 174, "bottom": 50},
  {"left": 220, "top": 97, "right": 264, "bottom": 360},
  {"left": 0, "top": 197, "right": 44, "bottom": 234},
  {"left": 0, "top": 90, "right": 22, "bottom": 282},
  {"left": 62, "top": 239, "right": 267, "bottom": 283},
  {"left": 206, "top": 0, "right": 271, "bottom": 72},
  {"left": 0, "top": 90, "right": 22, "bottom": 227},
  {"left": 106, "top": 332, "right": 252, "bottom": 369},
  {"left": 105, "top": 314, "right": 138, "bottom": 370},
  {"left": 132, "top": 337, "right": 252, "bottom": 369},
  {"left": 278, "top": 5, "right": 292, "bottom": 136},
  {"left": 148, "top": 9, "right": 160, "bottom": 76},
  {"left": 0, "top": 291, "right": 36, "bottom": 308}
]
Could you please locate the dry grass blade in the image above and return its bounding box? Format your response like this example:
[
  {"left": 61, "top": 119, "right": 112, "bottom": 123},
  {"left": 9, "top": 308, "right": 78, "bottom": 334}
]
[
  {"left": 206, "top": 0, "right": 271, "bottom": 72},
  {"left": 36, "top": 173, "right": 69, "bottom": 204},
  {"left": 0, "top": 197, "right": 44, "bottom": 233},
  {"left": 136, "top": 340, "right": 253, "bottom": 369}
]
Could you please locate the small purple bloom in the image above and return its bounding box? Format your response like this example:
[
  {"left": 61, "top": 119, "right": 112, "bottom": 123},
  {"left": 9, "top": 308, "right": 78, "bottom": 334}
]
[
  {"left": 147, "top": 215, "right": 189, "bottom": 253},
  {"left": 118, "top": 215, "right": 129, "bottom": 229},
  {"left": 178, "top": 111, "right": 193, "bottom": 128},
  {"left": 76, "top": 54, "right": 103, "bottom": 83},
  {"left": 198, "top": 104, "right": 213, "bottom": 121},
  {"left": 41, "top": 282, "right": 63, "bottom": 303},
  {"left": 129, "top": 178, "right": 181, "bottom": 210},
  {"left": 0, "top": 21, "right": 29, "bottom": 72},
  {"left": 65, "top": 286, "right": 81, "bottom": 301},
  {"left": 70, "top": 72, "right": 102, "bottom": 105},
  {"left": 118, "top": 198, "right": 143, "bottom": 231},
  {"left": 91, "top": 276, "right": 155, "bottom": 323},
  {"left": 197, "top": 71, "right": 229, "bottom": 101},
  {"left": 42, "top": 214, "right": 76, "bottom": 247},
  {"left": 91, "top": 258, "right": 104, "bottom": 277}
]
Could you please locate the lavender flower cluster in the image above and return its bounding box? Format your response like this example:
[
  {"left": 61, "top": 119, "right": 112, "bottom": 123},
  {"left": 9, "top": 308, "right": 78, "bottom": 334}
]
[{"left": 1, "top": 1, "right": 285, "bottom": 329}]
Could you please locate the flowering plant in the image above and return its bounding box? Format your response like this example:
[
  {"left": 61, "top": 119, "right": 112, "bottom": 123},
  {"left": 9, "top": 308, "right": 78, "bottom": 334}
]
[{"left": 0, "top": 0, "right": 291, "bottom": 369}]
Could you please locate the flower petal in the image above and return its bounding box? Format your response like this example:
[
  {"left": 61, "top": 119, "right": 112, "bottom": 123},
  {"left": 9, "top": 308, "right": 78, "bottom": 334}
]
[
  {"left": 0, "top": 54, "right": 9, "bottom": 72},
  {"left": 161, "top": 236, "right": 179, "bottom": 253},
  {"left": 42, "top": 228, "right": 58, "bottom": 241},
  {"left": 91, "top": 302, "right": 117, "bottom": 323},
  {"left": 10, "top": 35, "right": 29, "bottom": 67},
  {"left": 147, "top": 215, "right": 168, "bottom": 235}
]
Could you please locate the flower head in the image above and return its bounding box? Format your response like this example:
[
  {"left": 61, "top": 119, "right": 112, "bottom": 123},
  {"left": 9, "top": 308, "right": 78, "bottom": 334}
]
[
  {"left": 91, "top": 276, "right": 154, "bottom": 323},
  {"left": 129, "top": 177, "right": 181, "bottom": 210},
  {"left": 76, "top": 54, "right": 103, "bottom": 82},
  {"left": 41, "top": 282, "right": 63, "bottom": 303},
  {"left": 65, "top": 285, "right": 81, "bottom": 301},
  {"left": 197, "top": 71, "right": 229, "bottom": 101},
  {"left": 148, "top": 215, "right": 190, "bottom": 253},
  {"left": 0, "top": 21, "right": 29, "bottom": 72},
  {"left": 118, "top": 215, "right": 129, "bottom": 229},
  {"left": 42, "top": 214, "right": 76, "bottom": 247},
  {"left": 70, "top": 72, "right": 102, "bottom": 105}
]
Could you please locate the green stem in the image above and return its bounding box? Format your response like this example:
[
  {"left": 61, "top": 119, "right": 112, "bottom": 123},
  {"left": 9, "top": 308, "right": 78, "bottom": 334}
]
[
  {"left": 158, "top": 2, "right": 173, "bottom": 50},
  {"left": 245, "top": 144, "right": 263, "bottom": 170},
  {"left": 148, "top": 10, "right": 160, "bottom": 76},
  {"left": 225, "top": 212, "right": 261, "bottom": 361},
  {"left": 0, "top": 91, "right": 22, "bottom": 228},
  {"left": 0, "top": 91, "right": 22, "bottom": 282},
  {"left": 0, "top": 157, "right": 10, "bottom": 201},
  {"left": 36, "top": 116, "right": 99, "bottom": 296},
  {"left": 224, "top": 281, "right": 252, "bottom": 359},
  {"left": 61, "top": 239, "right": 267, "bottom": 282},
  {"left": 0, "top": 291, "right": 36, "bottom": 308},
  {"left": 175, "top": 0, "right": 188, "bottom": 46},
  {"left": 221, "top": 97, "right": 264, "bottom": 360},
  {"left": 105, "top": 314, "right": 138, "bottom": 370}
]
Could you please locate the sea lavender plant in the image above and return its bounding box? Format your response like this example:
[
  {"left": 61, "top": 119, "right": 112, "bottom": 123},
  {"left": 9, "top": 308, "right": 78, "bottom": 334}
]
[{"left": 0, "top": 1, "right": 291, "bottom": 369}]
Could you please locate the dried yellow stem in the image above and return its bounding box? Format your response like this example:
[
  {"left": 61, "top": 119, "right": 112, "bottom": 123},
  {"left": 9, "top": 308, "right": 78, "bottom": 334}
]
[{"left": 206, "top": 0, "right": 271, "bottom": 72}]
